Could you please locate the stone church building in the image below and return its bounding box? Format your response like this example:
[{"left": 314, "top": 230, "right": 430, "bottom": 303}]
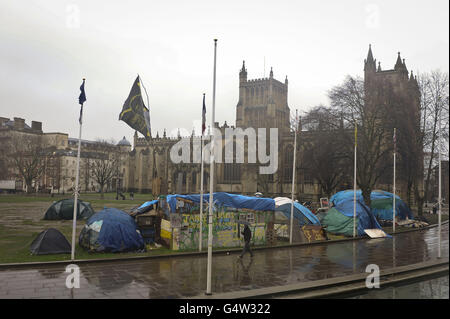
[{"left": 122, "top": 45, "right": 423, "bottom": 202}]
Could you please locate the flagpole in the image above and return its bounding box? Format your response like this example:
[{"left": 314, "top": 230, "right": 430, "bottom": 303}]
[
  {"left": 199, "top": 124, "right": 204, "bottom": 252},
  {"left": 71, "top": 79, "right": 85, "bottom": 261},
  {"left": 289, "top": 109, "right": 298, "bottom": 244},
  {"left": 353, "top": 124, "right": 357, "bottom": 238},
  {"left": 206, "top": 39, "right": 217, "bottom": 295},
  {"left": 438, "top": 106, "right": 442, "bottom": 258},
  {"left": 198, "top": 93, "right": 205, "bottom": 252},
  {"left": 393, "top": 128, "right": 396, "bottom": 233}
]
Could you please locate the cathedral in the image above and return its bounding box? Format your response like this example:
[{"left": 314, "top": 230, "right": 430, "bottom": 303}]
[
  {"left": 125, "top": 61, "right": 298, "bottom": 198},
  {"left": 123, "top": 45, "right": 422, "bottom": 202}
]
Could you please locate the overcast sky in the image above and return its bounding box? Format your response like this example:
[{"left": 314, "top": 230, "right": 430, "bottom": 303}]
[{"left": 1, "top": 0, "right": 448, "bottom": 143}]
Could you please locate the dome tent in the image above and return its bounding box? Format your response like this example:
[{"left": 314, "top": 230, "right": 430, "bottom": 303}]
[
  {"left": 330, "top": 190, "right": 413, "bottom": 221},
  {"left": 44, "top": 198, "right": 95, "bottom": 220},
  {"left": 322, "top": 195, "right": 384, "bottom": 237},
  {"left": 79, "top": 207, "right": 145, "bottom": 253},
  {"left": 30, "top": 228, "right": 71, "bottom": 255}
]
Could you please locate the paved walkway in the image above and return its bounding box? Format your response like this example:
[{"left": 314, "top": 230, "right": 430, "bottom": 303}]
[{"left": 0, "top": 224, "right": 447, "bottom": 299}]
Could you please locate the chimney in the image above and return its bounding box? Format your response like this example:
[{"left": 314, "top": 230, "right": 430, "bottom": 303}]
[
  {"left": 31, "top": 121, "right": 42, "bottom": 132},
  {"left": 13, "top": 117, "right": 25, "bottom": 130}
]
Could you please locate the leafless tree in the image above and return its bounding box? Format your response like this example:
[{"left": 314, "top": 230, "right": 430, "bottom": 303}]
[
  {"left": 88, "top": 140, "right": 119, "bottom": 199},
  {"left": 300, "top": 105, "right": 352, "bottom": 198},
  {"left": 415, "top": 70, "right": 449, "bottom": 215},
  {"left": 8, "top": 134, "right": 50, "bottom": 193},
  {"left": 328, "top": 76, "right": 392, "bottom": 207}
]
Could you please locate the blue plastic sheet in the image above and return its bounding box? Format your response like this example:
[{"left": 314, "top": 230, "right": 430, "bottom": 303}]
[{"left": 166, "top": 192, "right": 276, "bottom": 213}]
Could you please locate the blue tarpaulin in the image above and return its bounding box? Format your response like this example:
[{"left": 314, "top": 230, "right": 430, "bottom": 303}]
[
  {"left": 79, "top": 207, "right": 144, "bottom": 253},
  {"left": 166, "top": 192, "right": 276, "bottom": 213},
  {"left": 330, "top": 190, "right": 413, "bottom": 220},
  {"left": 138, "top": 200, "right": 158, "bottom": 210}
]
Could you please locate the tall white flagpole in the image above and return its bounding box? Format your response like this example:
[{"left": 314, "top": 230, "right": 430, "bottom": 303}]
[
  {"left": 199, "top": 133, "right": 204, "bottom": 252},
  {"left": 438, "top": 107, "right": 442, "bottom": 258},
  {"left": 289, "top": 109, "right": 298, "bottom": 244},
  {"left": 206, "top": 39, "right": 217, "bottom": 295},
  {"left": 353, "top": 125, "right": 357, "bottom": 238},
  {"left": 393, "top": 128, "right": 396, "bottom": 233},
  {"left": 71, "top": 79, "right": 85, "bottom": 261}
]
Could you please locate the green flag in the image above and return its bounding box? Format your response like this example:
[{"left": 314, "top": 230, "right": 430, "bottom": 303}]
[{"left": 119, "top": 76, "right": 151, "bottom": 140}]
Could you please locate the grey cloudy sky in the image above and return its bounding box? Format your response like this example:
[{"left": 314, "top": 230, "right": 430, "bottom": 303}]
[{"left": 1, "top": 0, "right": 448, "bottom": 143}]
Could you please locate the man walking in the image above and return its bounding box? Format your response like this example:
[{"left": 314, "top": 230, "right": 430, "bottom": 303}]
[{"left": 239, "top": 224, "right": 253, "bottom": 258}]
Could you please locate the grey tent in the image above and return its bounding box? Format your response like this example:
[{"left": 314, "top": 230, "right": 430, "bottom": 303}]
[
  {"left": 30, "top": 228, "right": 71, "bottom": 255},
  {"left": 44, "top": 198, "right": 95, "bottom": 220}
]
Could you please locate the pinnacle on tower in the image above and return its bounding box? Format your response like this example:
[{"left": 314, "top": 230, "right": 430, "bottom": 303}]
[
  {"left": 364, "top": 44, "right": 376, "bottom": 72},
  {"left": 285, "top": 75, "right": 288, "bottom": 85},
  {"left": 239, "top": 60, "right": 247, "bottom": 82},
  {"left": 367, "top": 44, "right": 374, "bottom": 62},
  {"left": 269, "top": 67, "right": 273, "bottom": 78},
  {"left": 394, "top": 52, "right": 403, "bottom": 70},
  {"left": 377, "top": 61, "right": 381, "bottom": 72}
]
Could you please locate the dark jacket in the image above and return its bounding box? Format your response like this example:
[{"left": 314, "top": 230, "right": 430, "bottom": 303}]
[{"left": 242, "top": 225, "right": 251, "bottom": 242}]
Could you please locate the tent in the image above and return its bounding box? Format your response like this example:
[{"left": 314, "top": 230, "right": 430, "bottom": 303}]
[
  {"left": 44, "top": 198, "right": 95, "bottom": 220},
  {"left": 330, "top": 190, "right": 413, "bottom": 220},
  {"left": 322, "top": 195, "right": 384, "bottom": 237},
  {"left": 30, "top": 228, "right": 71, "bottom": 255},
  {"left": 79, "top": 207, "right": 145, "bottom": 253},
  {"left": 274, "top": 197, "right": 321, "bottom": 226},
  {"left": 166, "top": 192, "right": 275, "bottom": 214}
]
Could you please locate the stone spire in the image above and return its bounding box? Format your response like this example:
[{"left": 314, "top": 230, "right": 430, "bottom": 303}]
[
  {"left": 394, "top": 52, "right": 403, "bottom": 70},
  {"left": 239, "top": 60, "right": 247, "bottom": 83},
  {"left": 367, "top": 44, "right": 374, "bottom": 63},
  {"left": 364, "top": 44, "right": 376, "bottom": 72},
  {"left": 269, "top": 67, "right": 273, "bottom": 78}
]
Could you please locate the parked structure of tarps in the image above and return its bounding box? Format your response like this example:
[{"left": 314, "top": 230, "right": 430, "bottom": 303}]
[
  {"left": 323, "top": 195, "right": 384, "bottom": 237},
  {"left": 30, "top": 228, "right": 71, "bottom": 255},
  {"left": 274, "top": 197, "right": 320, "bottom": 226},
  {"left": 330, "top": 190, "right": 413, "bottom": 220},
  {"left": 166, "top": 192, "right": 275, "bottom": 214},
  {"left": 79, "top": 207, "right": 145, "bottom": 253},
  {"left": 43, "top": 198, "right": 95, "bottom": 220}
]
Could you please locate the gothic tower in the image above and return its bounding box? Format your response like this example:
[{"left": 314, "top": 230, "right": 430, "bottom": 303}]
[{"left": 235, "top": 61, "right": 291, "bottom": 135}]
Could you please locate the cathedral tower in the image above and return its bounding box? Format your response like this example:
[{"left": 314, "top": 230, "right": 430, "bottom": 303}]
[{"left": 236, "top": 61, "right": 291, "bottom": 135}]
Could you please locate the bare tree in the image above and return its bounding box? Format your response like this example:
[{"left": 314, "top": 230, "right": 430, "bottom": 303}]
[
  {"left": 301, "top": 105, "right": 352, "bottom": 198},
  {"left": 328, "top": 76, "right": 392, "bottom": 207},
  {"left": 88, "top": 140, "right": 119, "bottom": 199},
  {"left": 415, "top": 70, "right": 449, "bottom": 215},
  {"left": 8, "top": 134, "right": 50, "bottom": 193}
]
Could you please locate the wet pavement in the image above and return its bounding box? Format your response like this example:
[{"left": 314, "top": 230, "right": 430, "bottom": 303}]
[{"left": 0, "top": 224, "right": 447, "bottom": 299}]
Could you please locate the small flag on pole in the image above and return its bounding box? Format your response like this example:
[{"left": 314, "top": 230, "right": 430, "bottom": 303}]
[
  {"left": 79, "top": 79, "right": 86, "bottom": 105},
  {"left": 202, "top": 93, "right": 206, "bottom": 135},
  {"left": 119, "top": 76, "right": 151, "bottom": 141},
  {"left": 78, "top": 79, "right": 86, "bottom": 124}
]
